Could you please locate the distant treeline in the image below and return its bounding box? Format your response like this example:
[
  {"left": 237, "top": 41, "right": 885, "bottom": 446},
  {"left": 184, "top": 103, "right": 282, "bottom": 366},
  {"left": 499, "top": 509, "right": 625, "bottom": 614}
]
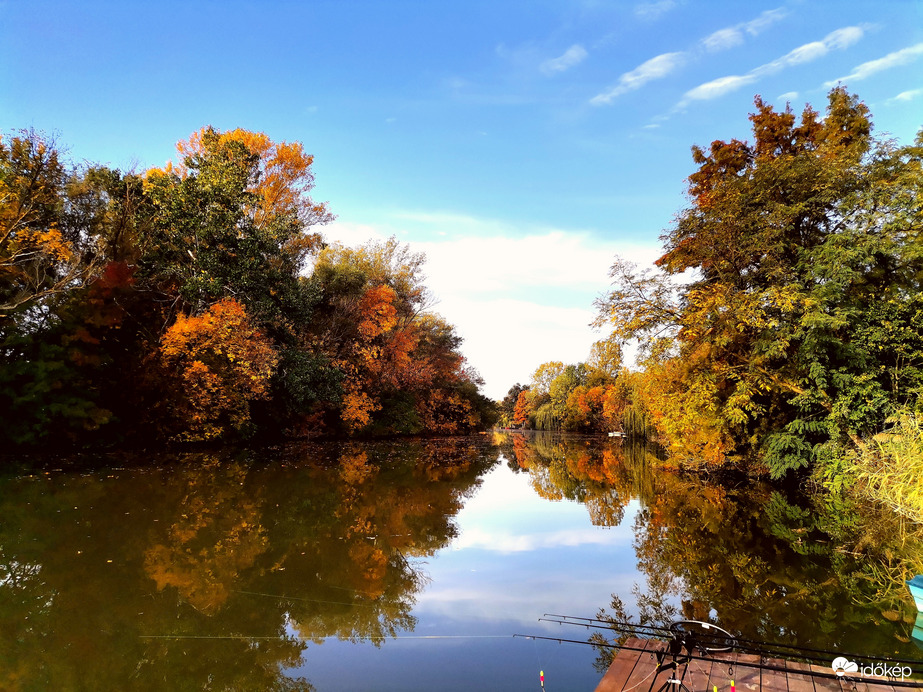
[
  {"left": 0, "top": 127, "right": 496, "bottom": 449},
  {"left": 502, "top": 88, "right": 923, "bottom": 489}
]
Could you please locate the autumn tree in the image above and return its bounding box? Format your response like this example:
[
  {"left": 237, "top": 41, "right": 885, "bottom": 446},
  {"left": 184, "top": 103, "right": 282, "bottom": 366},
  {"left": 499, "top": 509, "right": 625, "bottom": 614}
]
[
  {"left": 309, "top": 238, "right": 492, "bottom": 435},
  {"left": 498, "top": 383, "right": 528, "bottom": 427},
  {"left": 0, "top": 130, "right": 102, "bottom": 322},
  {"left": 141, "top": 127, "right": 324, "bottom": 326},
  {"left": 586, "top": 339, "right": 622, "bottom": 384},
  {"left": 159, "top": 298, "right": 279, "bottom": 440},
  {"left": 139, "top": 127, "right": 344, "bottom": 437},
  {"left": 0, "top": 126, "right": 493, "bottom": 448},
  {"left": 596, "top": 88, "right": 923, "bottom": 476},
  {"left": 0, "top": 132, "right": 157, "bottom": 448},
  {"left": 513, "top": 388, "right": 533, "bottom": 428},
  {"left": 175, "top": 127, "right": 332, "bottom": 262}
]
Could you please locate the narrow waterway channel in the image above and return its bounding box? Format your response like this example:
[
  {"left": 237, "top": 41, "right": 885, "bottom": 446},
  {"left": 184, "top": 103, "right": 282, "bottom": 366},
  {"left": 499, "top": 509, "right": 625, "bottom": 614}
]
[{"left": 1, "top": 433, "right": 920, "bottom": 690}]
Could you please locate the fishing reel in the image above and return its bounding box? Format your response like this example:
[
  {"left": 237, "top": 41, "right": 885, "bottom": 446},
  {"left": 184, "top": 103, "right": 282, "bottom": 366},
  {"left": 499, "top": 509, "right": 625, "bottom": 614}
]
[{"left": 651, "top": 620, "right": 737, "bottom": 692}]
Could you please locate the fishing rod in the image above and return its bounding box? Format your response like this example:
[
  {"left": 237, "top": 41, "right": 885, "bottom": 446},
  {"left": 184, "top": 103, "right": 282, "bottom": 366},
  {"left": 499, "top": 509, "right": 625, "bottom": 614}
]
[
  {"left": 540, "top": 613, "right": 923, "bottom": 667},
  {"left": 513, "top": 633, "right": 923, "bottom": 688}
]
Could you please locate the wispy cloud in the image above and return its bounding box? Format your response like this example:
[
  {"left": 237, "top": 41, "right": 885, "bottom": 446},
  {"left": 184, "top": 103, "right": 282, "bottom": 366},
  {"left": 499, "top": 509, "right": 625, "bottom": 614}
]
[
  {"left": 701, "top": 8, "right": 787, "bottom": 53},
  {"left": 593, "top": 8, "right": 787, "bottom": 106},
  {"left": 678, "top": 26, "right": 865, "bottom": 107},
  {"left": 743, "top": 8, "right": 788, "bottom": 36},
  {"left": 540, "top": 44, "right": 588, "bottom": 75},
  {"left": 591, "top": 52, "right": 687, "bottom": 105},
  {"left": 759, "top": 26, "right": 863, "bottom": 73},
  {"left": 701, "top": 28, "right": 745, "bottom": 53},
  {"left": 887, "top": 88, "right": 923, "bottom": 105},
  {"left": 634, "top": 0, "right": 680, "bottom": 21},
  {"left": 825, "top": 42, "right": 923, "bottom": 86},
  {"left": 683, "top": 74, "right": 758, "bottom": 102}
]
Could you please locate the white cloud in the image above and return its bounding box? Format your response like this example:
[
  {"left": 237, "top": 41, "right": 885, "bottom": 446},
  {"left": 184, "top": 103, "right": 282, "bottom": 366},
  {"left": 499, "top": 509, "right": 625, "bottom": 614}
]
[
  {"left": 777, "top": 91, "right": 799, "bottom": 102},
  {"left": 825, "top": 42, "right": 923, "bottom": 86},
  {"left": 757, "top": 27, "right": 864, "bottom": 74},
  {"left": 825, "top": 26, "right": 865, "bottom": 50},
  {"left": 593, "top": 8, "right": 787, "bottom": 106},
  {"left": 682, "top": 74, "right": 758, "bottom": 102},
  {"left": 634, "top": 0, "right": 679, "bottom": 20},
  {"left": 702, "top": 28, "right": 744, "bottom": 53},
  {"left": 701, "top": 8, "right": 787, "bottom": 53},
  {"left": 453, "top": 525, "right": 626, "bottom": 552},
  {"left": 887, "top": 88, "right": 923, "bottom": 104},
  {"left": 591, "top": 52, "right": 687, "bottom": 105},
  {"left": 540, "top": 44, "right": 588, "bottom": 75},
  {"left": 323, "top": 215, "right": 662, "bottom": 399},
  {"left": 742, "top": 8, "right": 788, "bottom": 36},
  {"left": 678, "top": 26, "right": 864, "bottom": 107},
  {"left": 776, "top": 40, "right": 831, "bottom": 67}
]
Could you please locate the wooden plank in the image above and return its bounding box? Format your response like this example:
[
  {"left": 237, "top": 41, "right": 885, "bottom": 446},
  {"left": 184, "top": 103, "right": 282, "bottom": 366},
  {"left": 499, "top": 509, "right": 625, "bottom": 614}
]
[
  {"left": 682, "top": 652, "right": 718, "bottom": 691},
  {"left": 595, "top": 637, "right": 663, "bottom": 692},
  {"left": 708, "top": 649, "right": 741, "bottom": 690},
  {"left": 805, "top": 663, "right": 843, "bottom": 690},
  {"left": 761, "top": 662, "right": 790, "bottom": 692},
  {"left": 783, "top": 659, "right": 817, "bottom": 692},
  {"left": 597, "top": 636, "right": 919, "bottom": 692},
  {"left": 732, "top": 652, "right": 764, "bottom": 691},
  {"left": 624, "top": 639, "right": 669, "bottom": 691},
  {"left": 595, "top": 637, "right": 646, "bottom": 692},
  {"left": 852, "top": 678, "right": 903, "bottom": 691}
]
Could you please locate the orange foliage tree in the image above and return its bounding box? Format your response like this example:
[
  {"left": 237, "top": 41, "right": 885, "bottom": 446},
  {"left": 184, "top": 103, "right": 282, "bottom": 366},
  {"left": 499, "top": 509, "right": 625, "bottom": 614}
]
[
  {"left": 310, "top": 239, "right": 491, "bottom": 435},
  {"left": 160, "top": 298, "right": 279, "bottom": 440},
  {"left": 513, "top": 389, "right": 533, "bottom": 427}
]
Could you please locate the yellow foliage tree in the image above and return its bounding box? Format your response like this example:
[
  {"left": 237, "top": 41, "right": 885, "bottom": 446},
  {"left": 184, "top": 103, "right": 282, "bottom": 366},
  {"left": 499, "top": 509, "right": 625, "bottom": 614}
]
[{"left": 0, "top": 132, "right": 96, "bottom": 318}]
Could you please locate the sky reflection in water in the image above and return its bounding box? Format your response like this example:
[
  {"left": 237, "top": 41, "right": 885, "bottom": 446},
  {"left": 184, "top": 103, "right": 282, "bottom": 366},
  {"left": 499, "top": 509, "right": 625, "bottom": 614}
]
[{"left": 293, "top": 460, "right": 644, "bottom": 691}]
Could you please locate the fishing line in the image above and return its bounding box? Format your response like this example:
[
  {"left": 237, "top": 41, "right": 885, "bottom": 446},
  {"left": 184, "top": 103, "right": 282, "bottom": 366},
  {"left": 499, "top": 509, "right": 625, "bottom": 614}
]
[
  {"left": 232, "top": 589, "right": 378, "bottom": 608},
  {"left": 540, "top": 614, "right": 923, "bottom": 667},
  {"left": 139, "top": 634, "right": 512, "bottom": 641},
  {"left": 529, "top": 633, "right": 546, "bottom": 691},
  {"left": 315, "top": 583, "right": 382, "bottom": 598}
]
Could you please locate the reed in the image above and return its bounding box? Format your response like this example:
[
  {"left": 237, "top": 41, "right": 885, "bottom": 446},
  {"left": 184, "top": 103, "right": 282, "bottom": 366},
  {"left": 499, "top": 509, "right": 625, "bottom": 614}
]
[{"left": 850, "top": 409, "right": 923, "bottom": 525}]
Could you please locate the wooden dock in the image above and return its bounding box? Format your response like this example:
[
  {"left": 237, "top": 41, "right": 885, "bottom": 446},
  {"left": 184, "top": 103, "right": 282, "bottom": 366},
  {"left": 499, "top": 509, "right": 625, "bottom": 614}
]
[{"left": 595, "top": 637, "right": 916, "bottom": 691}]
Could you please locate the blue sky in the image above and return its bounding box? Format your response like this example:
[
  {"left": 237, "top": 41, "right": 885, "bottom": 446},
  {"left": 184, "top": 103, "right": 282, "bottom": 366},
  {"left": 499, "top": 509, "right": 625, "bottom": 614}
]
[{"left": 3, "top": 0, "right": 922, "bottom": 398}]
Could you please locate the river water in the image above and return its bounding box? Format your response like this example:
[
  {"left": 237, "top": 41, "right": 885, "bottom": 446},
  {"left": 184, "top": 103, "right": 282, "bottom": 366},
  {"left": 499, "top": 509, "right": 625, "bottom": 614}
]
[{"left": 1, "top": 433, "right": 920, "bottom": 690}]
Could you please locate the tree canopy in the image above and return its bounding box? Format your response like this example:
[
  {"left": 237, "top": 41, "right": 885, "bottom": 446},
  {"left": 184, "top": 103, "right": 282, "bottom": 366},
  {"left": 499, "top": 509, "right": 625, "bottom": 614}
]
[
  {"left": 592, "top": 88, "right": 923, "bottom": 477},
  {"left": 0, "top": 127, "right": 495, "bottom": 449}
]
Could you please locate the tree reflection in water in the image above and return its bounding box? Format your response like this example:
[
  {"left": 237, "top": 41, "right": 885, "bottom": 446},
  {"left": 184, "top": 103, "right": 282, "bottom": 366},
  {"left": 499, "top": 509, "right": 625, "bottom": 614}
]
[
  {"left": 493, "top": 431, "right": 923, "bottom": 671},
  {"left": 0, "top": 438, "right": 497, "bottom": 691},
  {"left": 3, "top": 433, "right": 922, "bottom": 689}
]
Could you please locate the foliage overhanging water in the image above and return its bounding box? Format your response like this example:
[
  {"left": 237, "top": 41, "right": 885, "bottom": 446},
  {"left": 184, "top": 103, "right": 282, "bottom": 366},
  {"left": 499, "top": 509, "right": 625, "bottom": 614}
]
[{"left": 1, "top": 433, "right": 921, "bottom": 690}]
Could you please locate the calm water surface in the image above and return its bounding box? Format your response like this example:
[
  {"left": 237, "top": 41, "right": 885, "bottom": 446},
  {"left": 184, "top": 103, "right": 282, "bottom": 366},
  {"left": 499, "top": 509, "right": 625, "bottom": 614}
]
[{"left": 1, "top": 433, "right": 921, "bottom": 690}]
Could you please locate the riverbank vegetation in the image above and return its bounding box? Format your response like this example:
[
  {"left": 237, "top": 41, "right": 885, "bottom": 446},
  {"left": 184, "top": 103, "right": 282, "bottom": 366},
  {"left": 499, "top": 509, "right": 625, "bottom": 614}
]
[
  {"left": 0, "top": 127, "right": 495, "bottom": 449},
  {"left": 500, "top": 88, "right": 922, "bottom": 515}
]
